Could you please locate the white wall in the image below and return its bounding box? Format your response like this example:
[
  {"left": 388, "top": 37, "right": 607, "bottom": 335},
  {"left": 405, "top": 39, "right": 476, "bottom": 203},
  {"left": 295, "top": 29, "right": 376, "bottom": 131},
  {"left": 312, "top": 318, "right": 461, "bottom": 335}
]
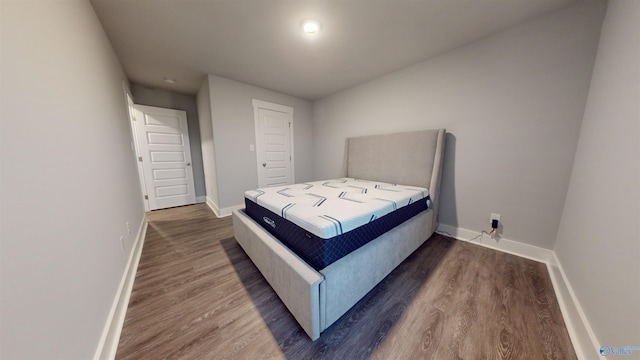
[
  {"left": 313, "top": 0, "right": 606, "bottom": 249},
  {"left": 196, "top": 77, "right": 220, "bottom": 208},
  {"left": 555, "top": 0, "right": 640, "bottom": 349},
  {"left": 206, "top": 74, "right": 314, "bottom": 210},
  {"left": 0, "top": 1, "right": 145, "bottom": 359},
  {"left": 130, "top": 83, "right": 206, "bottom": 199}
]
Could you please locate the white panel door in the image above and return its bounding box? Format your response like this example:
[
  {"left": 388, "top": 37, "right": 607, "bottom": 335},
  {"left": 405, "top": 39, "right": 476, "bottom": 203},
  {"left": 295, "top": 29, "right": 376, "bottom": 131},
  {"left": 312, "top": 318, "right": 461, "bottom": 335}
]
[
  {"left": 254, "top": 100, "right": 294, "bottom": 187},
  {"left": 134, "top": 104, "right": 196, "bottom": 210}
]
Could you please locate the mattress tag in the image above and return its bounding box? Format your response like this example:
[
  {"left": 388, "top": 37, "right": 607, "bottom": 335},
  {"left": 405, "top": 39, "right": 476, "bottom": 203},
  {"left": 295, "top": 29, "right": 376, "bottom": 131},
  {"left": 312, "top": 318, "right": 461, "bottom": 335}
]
[{"left": 262, "top": 217, "right": 276, "bottom": 228}]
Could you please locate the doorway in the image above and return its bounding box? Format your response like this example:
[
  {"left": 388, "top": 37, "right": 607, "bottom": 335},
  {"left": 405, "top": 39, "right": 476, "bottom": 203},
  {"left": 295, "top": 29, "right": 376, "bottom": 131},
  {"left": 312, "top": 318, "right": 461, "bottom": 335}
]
[{"left": 253, "top": 99, "right": 295, "bottom": 188}]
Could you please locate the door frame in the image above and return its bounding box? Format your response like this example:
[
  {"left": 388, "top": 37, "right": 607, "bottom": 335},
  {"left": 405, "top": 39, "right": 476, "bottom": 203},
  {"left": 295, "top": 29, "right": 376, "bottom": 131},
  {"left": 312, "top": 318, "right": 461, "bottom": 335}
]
[
  {"left": 123, "top": 86, "right": 151, "bottom": 211},
  {"left": 252, "top": 99, "right": 295, "bottom": 188}
]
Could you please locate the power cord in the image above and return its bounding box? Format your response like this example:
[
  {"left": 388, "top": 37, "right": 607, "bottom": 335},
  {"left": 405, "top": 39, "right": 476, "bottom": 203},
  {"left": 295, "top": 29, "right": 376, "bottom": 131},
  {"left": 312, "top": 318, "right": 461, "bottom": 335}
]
[
  {"left": 436, "top": 224, "right": 497, "bottom": 242},
  {"left": 468, "top": 230, "right": 493, "bottom": 242}
]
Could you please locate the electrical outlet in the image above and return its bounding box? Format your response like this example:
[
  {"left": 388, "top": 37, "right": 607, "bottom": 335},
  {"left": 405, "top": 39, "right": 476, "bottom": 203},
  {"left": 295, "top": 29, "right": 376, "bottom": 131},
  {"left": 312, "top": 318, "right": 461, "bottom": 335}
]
[
  {"left": 490, "top": 213, "right": 501, "bottom": 225},
  {"left": 490, "top": 213, "right": 501, "bottom": 238},
  {"left": 126, "top": 222, "right": 131, "bottom": 235}
]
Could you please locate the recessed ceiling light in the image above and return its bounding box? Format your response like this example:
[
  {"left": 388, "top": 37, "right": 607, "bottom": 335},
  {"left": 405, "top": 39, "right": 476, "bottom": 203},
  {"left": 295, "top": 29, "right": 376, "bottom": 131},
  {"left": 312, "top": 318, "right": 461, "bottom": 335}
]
[
  {"left": 163, "top": 77, "right": 176, "bottom": 84},
  {"left": 302, "top": 20, "right": 321, "bottom": 35}
]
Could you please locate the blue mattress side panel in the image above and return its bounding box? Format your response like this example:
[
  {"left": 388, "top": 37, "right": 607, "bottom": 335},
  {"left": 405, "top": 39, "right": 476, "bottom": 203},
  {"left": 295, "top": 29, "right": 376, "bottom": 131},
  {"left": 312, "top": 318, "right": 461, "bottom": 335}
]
[{"left": 244, "top": 197, "right": 429, "bottom": 271}]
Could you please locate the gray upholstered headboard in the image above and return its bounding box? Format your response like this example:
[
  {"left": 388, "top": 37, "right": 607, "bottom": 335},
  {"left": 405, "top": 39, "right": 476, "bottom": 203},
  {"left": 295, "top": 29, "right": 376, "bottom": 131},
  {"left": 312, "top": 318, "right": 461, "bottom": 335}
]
[
  {"left": 347, "top": 129, "right": 445, "bottom": 188},
  {"left": 346, "top": 129, "right": 445, "bottom": 188},
  {"left": 345, "top": 129, "right": 446, "bottom": 223}
]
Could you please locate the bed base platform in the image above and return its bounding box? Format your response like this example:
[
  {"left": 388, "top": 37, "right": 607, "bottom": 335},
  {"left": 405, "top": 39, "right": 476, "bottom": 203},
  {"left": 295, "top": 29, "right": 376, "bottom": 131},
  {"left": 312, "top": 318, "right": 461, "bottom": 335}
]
[
  {"left": 232, "top": 207, "right": 434, "bottom": 340},
  {"left": 232, "top": 128, "right": 446, "bottom": 340}
]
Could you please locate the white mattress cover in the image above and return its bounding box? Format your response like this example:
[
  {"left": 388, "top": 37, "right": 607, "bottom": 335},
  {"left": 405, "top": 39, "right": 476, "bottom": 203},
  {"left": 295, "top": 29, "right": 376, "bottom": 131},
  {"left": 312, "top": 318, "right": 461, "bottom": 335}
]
[{"left": 244, "top": 178, "right": 430, "bottom": 239}]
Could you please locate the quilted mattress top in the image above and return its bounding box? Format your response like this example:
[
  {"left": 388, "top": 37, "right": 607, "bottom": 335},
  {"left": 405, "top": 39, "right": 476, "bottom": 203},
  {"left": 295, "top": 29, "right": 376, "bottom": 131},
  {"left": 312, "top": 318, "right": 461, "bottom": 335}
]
[{"left": 244, "top": 178, "right": 430, "bottom": 239}]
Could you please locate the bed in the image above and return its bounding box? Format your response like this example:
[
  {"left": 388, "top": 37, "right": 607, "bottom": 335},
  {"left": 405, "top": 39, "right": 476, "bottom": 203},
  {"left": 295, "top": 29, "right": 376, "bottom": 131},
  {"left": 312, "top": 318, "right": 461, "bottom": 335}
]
[{"left": 232, "top": 128, "right": 446, "bottom": 340}]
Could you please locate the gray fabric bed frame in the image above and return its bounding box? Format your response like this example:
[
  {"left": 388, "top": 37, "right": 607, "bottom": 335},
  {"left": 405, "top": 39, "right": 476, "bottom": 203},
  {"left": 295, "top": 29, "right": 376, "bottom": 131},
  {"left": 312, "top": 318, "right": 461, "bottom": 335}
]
[{"left": 232, "top": 128, "right": 446, "bottom": 340}]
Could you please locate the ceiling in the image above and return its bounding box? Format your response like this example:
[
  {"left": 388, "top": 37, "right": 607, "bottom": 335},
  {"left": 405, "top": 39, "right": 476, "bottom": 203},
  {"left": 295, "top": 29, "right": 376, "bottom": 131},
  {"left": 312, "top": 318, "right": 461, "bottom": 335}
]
[{"left": 91, "top": 0, "right": 577, "bottom": 100}]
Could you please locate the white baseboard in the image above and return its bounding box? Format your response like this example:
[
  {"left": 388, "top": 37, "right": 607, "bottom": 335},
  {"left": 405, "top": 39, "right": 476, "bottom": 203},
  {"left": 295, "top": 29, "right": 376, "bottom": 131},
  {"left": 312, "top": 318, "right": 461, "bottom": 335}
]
[
  {"left": 205, "top": 196, "right": 244, "bottom": 218},
  {"left": 436, "top": 224, "right": 556, "bottom": 264},
  {"left": 548, "top": 254, "right": 603, "bottom": 360},
  {"left": 435, "top": 223, "right": 600, "bottom": 360},
  {"left": 93, "top": 216, "right": 148, "bottom": 360}
]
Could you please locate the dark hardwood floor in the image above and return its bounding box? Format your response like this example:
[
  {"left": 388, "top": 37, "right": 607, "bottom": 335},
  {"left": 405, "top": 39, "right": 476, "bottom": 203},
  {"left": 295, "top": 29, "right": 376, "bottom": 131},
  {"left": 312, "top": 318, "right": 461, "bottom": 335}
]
[{"left": 115, "top": 204, "right": 576, "bottom": 359}]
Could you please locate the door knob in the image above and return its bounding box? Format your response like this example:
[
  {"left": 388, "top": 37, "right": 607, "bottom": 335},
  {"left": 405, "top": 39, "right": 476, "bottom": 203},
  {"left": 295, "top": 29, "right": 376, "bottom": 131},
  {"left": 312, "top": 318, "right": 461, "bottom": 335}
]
[
  {"left": 186, "top": 162, "right": 191, "bottom": 166},
  {"left": 262, "top": 163, "right": 267, "bottom": 167}
]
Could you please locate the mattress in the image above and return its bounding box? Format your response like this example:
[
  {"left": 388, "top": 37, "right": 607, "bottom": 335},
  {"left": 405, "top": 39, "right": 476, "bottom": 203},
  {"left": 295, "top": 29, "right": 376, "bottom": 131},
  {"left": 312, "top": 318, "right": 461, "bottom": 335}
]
[{"left": 244, "top": 178, "right": 430, "bottom": 270}]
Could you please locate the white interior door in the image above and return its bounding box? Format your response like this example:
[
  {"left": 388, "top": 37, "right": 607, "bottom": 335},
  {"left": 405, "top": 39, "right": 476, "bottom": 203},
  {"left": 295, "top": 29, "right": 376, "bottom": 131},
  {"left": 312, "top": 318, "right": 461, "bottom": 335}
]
[
  {"left": 253, "top": 100, "right": 294, "bottom": 188},
  {"left": 134, "top": 104, "right": 196, "bottom": 210}
]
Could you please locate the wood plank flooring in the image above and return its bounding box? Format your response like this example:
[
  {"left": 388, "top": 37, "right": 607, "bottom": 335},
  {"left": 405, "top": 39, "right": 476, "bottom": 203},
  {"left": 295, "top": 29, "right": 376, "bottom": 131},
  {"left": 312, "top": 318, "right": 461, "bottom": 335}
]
[{"left": 116, "top": 204, "right": 576, "bottom": 359}]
